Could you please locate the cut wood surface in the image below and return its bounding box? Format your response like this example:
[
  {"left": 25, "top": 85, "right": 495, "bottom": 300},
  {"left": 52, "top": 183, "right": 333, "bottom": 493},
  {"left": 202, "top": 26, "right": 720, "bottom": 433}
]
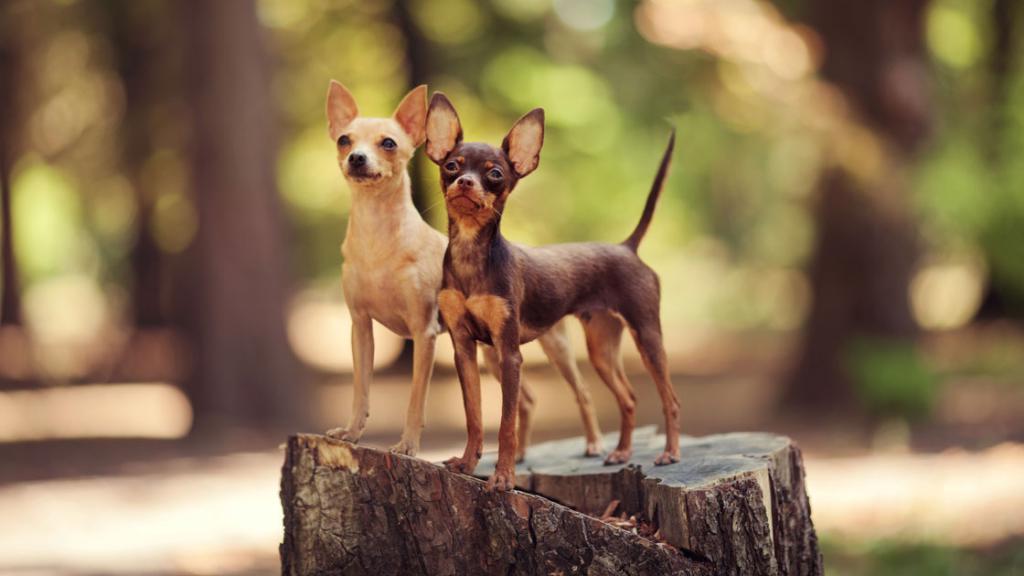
[
  {"left": 280, "top": 429, "right": 822, "bottom": 576},
  {"left": 477, "top": 426, "right": 822, "bottom": 575}
]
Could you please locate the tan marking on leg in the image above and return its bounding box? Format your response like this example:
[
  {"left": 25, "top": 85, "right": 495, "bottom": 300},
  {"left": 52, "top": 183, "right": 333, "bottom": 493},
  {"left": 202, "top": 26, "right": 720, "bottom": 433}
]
[
  {"left": 627, "top": 321, "right": 681, "bottom": 466},
  {"left": 465, "top": 295, "right": 509, "bottom": 340},
  {"left": 516, "top": 374, "right": 536, "bottom": 462},
  {"left": 438, "top": 288, "right": 466, "bottom": 328}
]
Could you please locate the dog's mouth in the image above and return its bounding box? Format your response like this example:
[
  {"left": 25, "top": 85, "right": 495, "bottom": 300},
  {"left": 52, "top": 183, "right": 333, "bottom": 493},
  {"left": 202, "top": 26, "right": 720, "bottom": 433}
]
[
  {"left": 345, "top": 166, "right": 384, "bottom": 182},
  {"left": 347, "top": 171, "right": 383, "bottom": 182},
  {"left": 447, "top": 194, "right": 482, "bottom": 213}
]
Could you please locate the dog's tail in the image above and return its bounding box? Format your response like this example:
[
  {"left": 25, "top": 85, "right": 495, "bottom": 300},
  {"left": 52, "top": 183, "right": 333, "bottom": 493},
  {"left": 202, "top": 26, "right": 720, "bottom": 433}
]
[{"left": 623, "top": 128, "right": 675, "bottom": 252}]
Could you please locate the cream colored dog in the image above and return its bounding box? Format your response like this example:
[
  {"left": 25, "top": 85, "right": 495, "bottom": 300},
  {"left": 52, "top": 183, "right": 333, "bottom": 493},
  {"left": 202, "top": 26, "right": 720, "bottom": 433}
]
[{"left": 325, "top": 81, "right": 603, "bottom": 457}]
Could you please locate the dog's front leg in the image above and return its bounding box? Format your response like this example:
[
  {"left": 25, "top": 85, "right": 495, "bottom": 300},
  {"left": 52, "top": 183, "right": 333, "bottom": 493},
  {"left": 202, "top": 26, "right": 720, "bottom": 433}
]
[
  {"left": 484, "top": 346, "right": 535, "bottom": 463},
  {"left": 489, "top": 339, "right": 522, "bottom": 492},
  {"left": 391, "top": 329, "right": 437, "bottom": 456},
  {"left": 444, "top": 328, "right": 483, "bottom": 475},
  {"left": 328, "top": 311, "right": 374, "bottom": 442}
]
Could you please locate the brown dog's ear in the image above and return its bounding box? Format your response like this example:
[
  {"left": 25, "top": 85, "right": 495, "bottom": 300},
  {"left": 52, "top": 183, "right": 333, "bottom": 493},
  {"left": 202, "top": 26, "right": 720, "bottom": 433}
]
[
  {"left": 502, "top": 108, "right": 544, "bottom": 178},
  {"left": 326, "top": 80, "right": 359, "bottom": 142},
  {"left": 425, "top": 92, "right": 463, "bottom": 164},
  {"left": 392, "top": 85, "right": 428, "bottom": 147}
]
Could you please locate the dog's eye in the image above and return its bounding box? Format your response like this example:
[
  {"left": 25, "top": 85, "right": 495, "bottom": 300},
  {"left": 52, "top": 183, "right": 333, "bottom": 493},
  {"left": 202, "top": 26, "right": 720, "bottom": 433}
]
[
  {"left": 486, "top": 168, "right": 503, "bottom": 181},
  {"left": 380, "top": 137, "right": 397, "bottom": 151},
  {"left": 337, "top": 134, "right": 351, "bottom": 147},
  {"left": 444, "top": 161, "right": 459, "bottom": 173}
]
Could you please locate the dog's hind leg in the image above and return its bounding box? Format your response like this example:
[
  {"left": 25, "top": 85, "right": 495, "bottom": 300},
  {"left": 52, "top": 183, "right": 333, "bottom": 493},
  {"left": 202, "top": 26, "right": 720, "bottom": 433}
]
[
  {"left": 581, "top": 311, "right": 636, "bottom": 465},
  {"left": 623, "top": 310, "right": 680, "bottom": 466},
  {"left": 537, "top": 321, "right": 603, "bottom": 457}
]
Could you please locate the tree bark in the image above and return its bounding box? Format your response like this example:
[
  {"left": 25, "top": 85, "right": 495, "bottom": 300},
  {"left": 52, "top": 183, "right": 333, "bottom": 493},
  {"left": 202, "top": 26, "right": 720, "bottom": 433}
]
[
  {"left": 280, "top": 428, "right": 821, "bottom": 576},
  {"left": 786, "top": 0, "right": 932, "bottom": 412},
  {"left": 182, "top": 0, "right": 303, "bottom": 431}
]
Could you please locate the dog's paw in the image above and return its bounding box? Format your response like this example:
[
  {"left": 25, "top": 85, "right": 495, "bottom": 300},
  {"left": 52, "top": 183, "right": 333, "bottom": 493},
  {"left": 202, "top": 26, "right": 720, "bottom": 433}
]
[
  {"left": 487, "top": 468, "right": 516, "bottom": 492},
  {"left": 654, "top": 450, "right": 680, "bottom": 466},
  {"left": 584, "top": 441, "right": 604, "bottom": 458},
  {"left": 389, "top": 439, "right": 418, "bottom": 456},
  {"left": 603, "top": 449, "right": 632, "bottom": 465},
  {"left": 325, "top": 427, "right": 361, "bottom": 443},
  {"left": 443, "top": 456, "right": 476, "bottom": 475}
]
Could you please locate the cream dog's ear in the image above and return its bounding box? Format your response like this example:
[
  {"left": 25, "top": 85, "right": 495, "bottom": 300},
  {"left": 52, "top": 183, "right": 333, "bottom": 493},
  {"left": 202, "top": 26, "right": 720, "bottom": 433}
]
[
  {"left": 425, "top": 92, "right": 463, "bottom": 164},
  {"left": 326, "top": 80, "right": 359, "bottom": 142},
  {"left": 392, "top": 85, "right": 428, "bottom": 147}
]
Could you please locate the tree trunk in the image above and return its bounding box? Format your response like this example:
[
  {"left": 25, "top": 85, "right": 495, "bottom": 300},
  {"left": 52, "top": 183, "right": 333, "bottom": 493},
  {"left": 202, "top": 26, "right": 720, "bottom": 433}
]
[
  {"left": 182, "top": 0, "right": 303, "bottom": 432},
  {"left": 280, "top": 428, "right": 822, "bottom": 576},
  {"left": 786, "top": 0, "right": 932, "bottom": 412},
  {"left": 393, "top": 0, "right": 431, "bottom": 214},
  {"left": 0, "top": 139, "right": 17, "bottom": 328},
  {"left": 108, "top": 1, "right": 168, "bottom": 327},
  {"left": 0, "top": 11, "right": 22, "bottom": 327}
]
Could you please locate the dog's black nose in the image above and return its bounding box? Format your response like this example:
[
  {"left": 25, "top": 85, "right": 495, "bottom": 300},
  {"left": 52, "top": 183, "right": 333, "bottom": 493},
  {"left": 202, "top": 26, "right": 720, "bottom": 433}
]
[
  {"left": 349, "top": 152, "right": 367, "bottom": 167},
  {"left": 457, "top": 176, "right": 472, "bottom": 188}
]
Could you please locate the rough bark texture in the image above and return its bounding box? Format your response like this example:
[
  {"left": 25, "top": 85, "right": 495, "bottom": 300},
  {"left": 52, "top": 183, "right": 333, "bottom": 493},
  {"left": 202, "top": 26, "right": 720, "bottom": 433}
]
[{"left": 281, "top": 429, "right": 821, "bottom": 576}]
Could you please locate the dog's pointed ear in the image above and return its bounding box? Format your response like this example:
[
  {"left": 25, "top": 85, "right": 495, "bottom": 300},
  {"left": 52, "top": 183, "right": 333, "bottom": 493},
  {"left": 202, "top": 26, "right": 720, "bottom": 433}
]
[
  {"left": 326, "top": 80, "right": 359, "bottom": 142},
  {"left": 425, "top": 92, "right": 463, "bottom": 164},
  {"left": 502, "top": 108, "right": 544, "bottom": 178},
  {"left": 392, "top": 85, "right": 428, "bottom": 147}
]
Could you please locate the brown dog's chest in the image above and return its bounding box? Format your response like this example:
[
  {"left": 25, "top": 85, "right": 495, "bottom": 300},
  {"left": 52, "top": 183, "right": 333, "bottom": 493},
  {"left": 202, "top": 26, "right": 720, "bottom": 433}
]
[{"left": 437, "top": 289, "right": 512, "bottom": 346}]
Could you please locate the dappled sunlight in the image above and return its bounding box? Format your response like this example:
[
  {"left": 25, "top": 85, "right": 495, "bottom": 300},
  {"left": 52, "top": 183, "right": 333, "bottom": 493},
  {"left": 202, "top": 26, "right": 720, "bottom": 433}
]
[
  {"left": 20, "top": 274, "right": 122, "bottom": 380},
  {"left": 807, "top": 444, "right": 1024, "bottom": 546},
  {"left": 10, "top": 158, "right": 87, "bottom": 282},
  {"left": 910, "top": 258, "right": 986, "bottom": 330},
  {"left": 926, "top": 3, "right": 984, "bottom": 70},
  {"left": 0, "top": 451, "right": 279, "bottom": 574},
  {"left": 286, "top": 288, "right": 404, "bottom": 373},
  {"left": 0, "top": 383, "right": 191, "bottom": 442},
  {"left": 554, "top": 0, "right": 615, "bottom": 31}
]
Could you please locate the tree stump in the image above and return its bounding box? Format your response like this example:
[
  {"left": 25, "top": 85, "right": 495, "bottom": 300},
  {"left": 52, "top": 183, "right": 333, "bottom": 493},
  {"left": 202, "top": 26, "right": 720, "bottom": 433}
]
[{"left": 280, "top": 428, "right": 823, "bottom": 576}]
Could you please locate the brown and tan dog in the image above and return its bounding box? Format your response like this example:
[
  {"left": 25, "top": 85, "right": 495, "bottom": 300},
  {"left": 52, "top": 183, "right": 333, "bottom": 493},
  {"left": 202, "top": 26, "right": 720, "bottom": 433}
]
[
  {"left": 425, "top": 92, "right": 680, "bottom": 491},
  {"left": 324, "top": 81, "right": 605, "bottom": 458}
]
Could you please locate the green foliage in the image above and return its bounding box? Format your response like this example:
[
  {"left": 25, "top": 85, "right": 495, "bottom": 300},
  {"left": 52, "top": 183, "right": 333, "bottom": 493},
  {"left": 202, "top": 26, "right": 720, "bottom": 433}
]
[
  {"left": 10, "top": 159, "right": 90, "bottom": 282},
  {"left": 7, "top": 0, "right": 1024, "bottom": 336},
  {"left": 913, "top": 0, "right": 1024, "bottom": 314},
  {"left": 822, "top": 538, "right": 1024, "bottom": 576},
  {"left": 846, "top": 338, "right": 937, "bottom": 419}
]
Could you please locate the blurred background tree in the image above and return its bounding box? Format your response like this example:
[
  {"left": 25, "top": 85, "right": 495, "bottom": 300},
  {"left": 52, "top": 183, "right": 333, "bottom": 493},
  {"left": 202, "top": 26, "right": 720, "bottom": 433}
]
[
  {"left": 0, "top": 0, "right": 1021, "bottom": 432},
  {"left": 1, "top": 0, "right": 1024, "bottom": 573}
]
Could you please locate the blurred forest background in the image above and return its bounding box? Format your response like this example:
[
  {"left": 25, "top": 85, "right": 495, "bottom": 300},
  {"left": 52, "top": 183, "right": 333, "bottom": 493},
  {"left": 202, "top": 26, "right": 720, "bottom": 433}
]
[{"left": 1, "top": 0, "right": 1023, "bottom": 574}]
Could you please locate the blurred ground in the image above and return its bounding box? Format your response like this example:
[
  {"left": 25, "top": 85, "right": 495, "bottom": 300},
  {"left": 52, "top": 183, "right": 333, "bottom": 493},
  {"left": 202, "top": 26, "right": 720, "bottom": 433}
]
[{"left": 2, "top": 323, "right": 1022, "bottom": 575}]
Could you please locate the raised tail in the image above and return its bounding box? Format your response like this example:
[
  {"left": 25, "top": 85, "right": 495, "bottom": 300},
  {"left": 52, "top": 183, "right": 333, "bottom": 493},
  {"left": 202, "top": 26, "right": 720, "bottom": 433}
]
[{"left": 623, "top": 128, "right": 675, "bottom": 252}]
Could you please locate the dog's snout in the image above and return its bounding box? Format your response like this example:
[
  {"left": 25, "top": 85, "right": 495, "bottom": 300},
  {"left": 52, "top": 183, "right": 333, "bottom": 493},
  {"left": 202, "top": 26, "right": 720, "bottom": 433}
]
[
  {"left": 457, "top": 175, "right": 474, "bottom": 189},
  {"left": 348, "top": 152, "right": 367, "bottom": 168}
]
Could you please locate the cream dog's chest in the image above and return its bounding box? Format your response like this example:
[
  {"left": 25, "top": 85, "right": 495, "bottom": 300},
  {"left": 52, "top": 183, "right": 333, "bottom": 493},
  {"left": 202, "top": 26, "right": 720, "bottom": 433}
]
[{"left": 342, "top": 260, "right": 416, "bottom": 335}]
